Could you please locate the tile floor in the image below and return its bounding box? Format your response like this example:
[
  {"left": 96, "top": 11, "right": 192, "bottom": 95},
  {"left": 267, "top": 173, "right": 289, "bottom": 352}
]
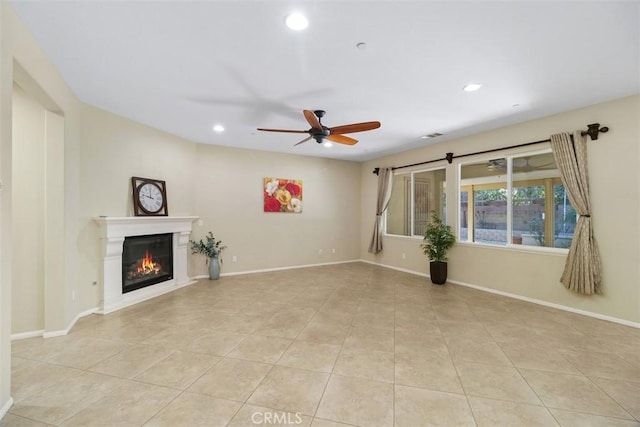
[{"left": 3, "top": 262, "right": 639, "bottom": 426}]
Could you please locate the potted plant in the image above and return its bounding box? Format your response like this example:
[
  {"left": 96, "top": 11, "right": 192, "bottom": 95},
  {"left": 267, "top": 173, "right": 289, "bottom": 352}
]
[
  {"left": 189, "top": 232, "right": 227, "bottom": 280},
  {"left": 420, "top": 214, "right": 456, "bottom": 285}
]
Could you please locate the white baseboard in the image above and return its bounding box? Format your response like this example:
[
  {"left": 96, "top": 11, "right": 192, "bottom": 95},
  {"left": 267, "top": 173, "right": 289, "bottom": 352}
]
[
  {"left": 97, "top": 279, "right": 198, "bottom": 315},
  {"left": 42, "top": 307, "right": 99, "bottom": 338},
  {"left": 359, "top": 259, "right": 640, "bottom": 329},
  {"left": 10, "top": 330, "right": 45, "bottom": 341},
  {"left": 448, "top": 278, "right": 640, "bottom": 329},
  {"left": 359, "top": 259, "right": 430, "bottom": 277},
  {"left": 41, "top": 330, "right": 67, "bottom": 339},
  {"left": 192, "top": 259, "right": 361, "bottom": 280},
  {"left": 12, "top": 307, "right": 99, "bottom": 341},
  {"left": 0, "top": 397, "right": 13, "bottom": 420}
]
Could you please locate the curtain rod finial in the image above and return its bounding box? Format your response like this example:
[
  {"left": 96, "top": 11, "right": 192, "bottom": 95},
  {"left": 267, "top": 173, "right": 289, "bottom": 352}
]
[
  {"left": 582, "top": 123, "right": 609, "bottom": 140},
  {"left": 373, "top": 167, "right": 380, "bottom": 175}
]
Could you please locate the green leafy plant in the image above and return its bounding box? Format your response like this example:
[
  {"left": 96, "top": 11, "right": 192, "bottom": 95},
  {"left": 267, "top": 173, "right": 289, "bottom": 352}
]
[
  {"left": 527, "top": 216, "right": 546, "bottom": 247},
  {"left": 420, "top": 214, "right": 456, "bottom": 262},
  {"left": 189, "top": 232, "right": 227, "bottom": 263}
]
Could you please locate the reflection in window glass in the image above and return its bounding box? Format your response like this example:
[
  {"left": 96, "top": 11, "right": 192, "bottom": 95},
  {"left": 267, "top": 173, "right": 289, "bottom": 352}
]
[
  {"left": 474, "top": 187, "right": 507, "bottom": 244},
  {"left": 510, "top": 153, "right": 576, "bottom": 248},
  {"left": 386, "top": 174, "right": 410, "bottom": 236},
  {"left": 553, "top": 184, "right": 576, "bottom": 248},
  {"left": 413, "top": 170, "right": 446, "bottom": 236},
  {"left": 460, "top": 151, "right": 576, "bottom": 249},
  {"left": 459, "top": 190, "right": 468, "bottom": 241},
  {"left": 386, "top": 168, "right": 446, "bottom": 237},
  {"left": 460, "top": 158, "right": 507, "bottom": 245},
  {"left": 512, "top": 184, "right": 545, "bottom": 246}
]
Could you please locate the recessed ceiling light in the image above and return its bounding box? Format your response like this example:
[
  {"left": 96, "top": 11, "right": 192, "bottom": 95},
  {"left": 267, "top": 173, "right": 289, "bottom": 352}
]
[
  {"left": 463, "top": 83, "right": 482, "bottom": 92},
  {"left": 323, "top": 141, "right": 333, "bottom": 148},
  {"left": 420, "top": 132, "right": 443, "bottom": 139},
  {"left": 285, "top": 12, "right": 308, "bottom": 30},
  {"left": 213, "top": 124, "right": 225, "bottom": 133}
]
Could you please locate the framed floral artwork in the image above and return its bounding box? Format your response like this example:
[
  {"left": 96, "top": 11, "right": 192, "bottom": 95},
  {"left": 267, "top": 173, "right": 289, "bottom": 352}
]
[{"left": 264, "top": 178, "right": 303, "bottom": 213}]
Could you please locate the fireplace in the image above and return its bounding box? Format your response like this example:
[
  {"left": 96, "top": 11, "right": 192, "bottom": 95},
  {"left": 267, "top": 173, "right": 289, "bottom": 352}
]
[
  {"left": 122, "top": 233, "right": 173, "bottom": 293},
  {"left": 93, "top": 216, "right": 197, "bottom": 314}
]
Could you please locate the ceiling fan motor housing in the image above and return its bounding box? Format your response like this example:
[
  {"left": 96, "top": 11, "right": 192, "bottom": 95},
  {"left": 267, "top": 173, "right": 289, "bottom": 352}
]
[
  {"left": 312, "top": 126, "right": 330, "bottom": 143},
  {"left": 311, "top": 110, "right": 328, "bottom": 143}
]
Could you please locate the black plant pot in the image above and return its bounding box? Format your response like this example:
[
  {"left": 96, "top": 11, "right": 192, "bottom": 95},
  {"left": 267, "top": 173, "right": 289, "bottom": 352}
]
[{"left": 429, "top": 261, "right": 448, "bottom": 285}]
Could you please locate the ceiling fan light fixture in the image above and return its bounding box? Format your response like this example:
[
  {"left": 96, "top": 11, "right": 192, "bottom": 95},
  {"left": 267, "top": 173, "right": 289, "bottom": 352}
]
[
  {"left": 463, "top": 83, "right": 483, "bottom": 92},
  {"left": 323, "top": 142, "right": 333, "bottom": 148},
  {"left": 285, "top": 13, "right": 309, "bottom": 31},
  {"left": 212, "top": 124, "right": 225, "bottom": 133}
]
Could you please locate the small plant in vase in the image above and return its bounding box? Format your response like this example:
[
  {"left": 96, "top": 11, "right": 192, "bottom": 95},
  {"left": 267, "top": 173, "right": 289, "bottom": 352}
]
[
  {"left": 189, "top": 232, "right": 227, "bottom": 280},
  {"left": 420, "top": 214, "right": 456, "bottom": 285}
]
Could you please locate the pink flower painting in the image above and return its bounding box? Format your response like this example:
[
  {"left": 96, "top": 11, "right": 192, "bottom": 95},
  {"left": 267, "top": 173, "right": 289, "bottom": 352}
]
[{"left": 264, "top": 178, "right": 303, "bottom": 213}]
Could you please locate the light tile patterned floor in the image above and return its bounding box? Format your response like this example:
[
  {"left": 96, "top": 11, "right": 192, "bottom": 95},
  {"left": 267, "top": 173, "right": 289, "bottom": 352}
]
[{"left": 4, "top": 263, "right": 640, "bottom": 426}]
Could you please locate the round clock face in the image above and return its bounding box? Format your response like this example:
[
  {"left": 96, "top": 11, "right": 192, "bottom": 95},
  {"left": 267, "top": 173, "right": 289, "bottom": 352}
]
[{"left": 137, "top": 182, "right": 164, "bottom": 213}]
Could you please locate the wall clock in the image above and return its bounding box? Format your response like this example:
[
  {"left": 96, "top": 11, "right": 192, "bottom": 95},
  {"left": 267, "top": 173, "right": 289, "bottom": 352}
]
[{"left": 131, "top": 177, "right": 168, "bottom": 216}]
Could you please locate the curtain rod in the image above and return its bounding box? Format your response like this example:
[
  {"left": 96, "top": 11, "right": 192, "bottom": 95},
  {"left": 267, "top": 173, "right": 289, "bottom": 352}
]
[{"left": 372, "top": 123, "right": 609, "bottom": 175}]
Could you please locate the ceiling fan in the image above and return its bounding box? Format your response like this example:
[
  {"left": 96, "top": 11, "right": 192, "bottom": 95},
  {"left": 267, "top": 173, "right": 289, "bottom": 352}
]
[
  {"left": 257, "top": 110, "right": 381, "bottom": 146},
  {"left": 487, "top": 156, "right": 556, "bottom": 172}
]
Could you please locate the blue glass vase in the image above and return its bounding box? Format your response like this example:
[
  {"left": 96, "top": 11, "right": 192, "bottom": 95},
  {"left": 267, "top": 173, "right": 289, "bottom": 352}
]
[{"left": 208, "top": 257, "right": 220, "bottom": 280}]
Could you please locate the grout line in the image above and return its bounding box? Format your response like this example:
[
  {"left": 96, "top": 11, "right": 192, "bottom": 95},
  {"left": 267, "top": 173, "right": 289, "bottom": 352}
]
[
  {"left": 582, "top": 374, "right": 637, "bottom": 421},
  {"left": 430, "top": 283, "right": 480, "bottom": 425}
]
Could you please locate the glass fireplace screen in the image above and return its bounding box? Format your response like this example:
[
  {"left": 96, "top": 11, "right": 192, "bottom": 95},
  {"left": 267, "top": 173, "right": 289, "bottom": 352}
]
[{"left": 122, "top": 233, "right": 173, "bottom": 293}]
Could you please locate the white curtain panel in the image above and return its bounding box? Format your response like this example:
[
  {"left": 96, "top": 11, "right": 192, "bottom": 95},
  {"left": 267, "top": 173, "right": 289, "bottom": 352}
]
[
  {"left": 550, "top": 131, "right": 602, "bottom": 294},
  {"left": 368, "top": 168, "right": 394, "bottom": 254}
]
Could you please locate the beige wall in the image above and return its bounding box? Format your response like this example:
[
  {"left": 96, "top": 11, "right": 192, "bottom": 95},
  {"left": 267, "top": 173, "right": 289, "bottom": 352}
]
[
  {"left": 10, "top": 83, "right": 66, "bottom": 336},
  {"left": 191, "top": 144, "right": 361, "bottom": 275},
  {"left": 361, "top": 95, "right": 640, "bottom": 323},
  {"left": 0, "top": 2, "right": 12, "bottom": 414},
  {"left": 11, "top": 84, "right": 45, "bottom": 333}
]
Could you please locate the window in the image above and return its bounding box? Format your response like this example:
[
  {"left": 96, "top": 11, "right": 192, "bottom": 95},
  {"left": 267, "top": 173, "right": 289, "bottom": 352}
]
[
  {"left": 386, "top": 168, "right": 446, "bottom": 237},
  {"left": 459, "top": 151, "right": 575, "bottom": 249}
]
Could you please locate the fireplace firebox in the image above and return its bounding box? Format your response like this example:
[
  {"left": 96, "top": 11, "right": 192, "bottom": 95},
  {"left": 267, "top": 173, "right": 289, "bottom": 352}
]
[{"left": 122, "top": 233, "right": 173, "bottom": 293}]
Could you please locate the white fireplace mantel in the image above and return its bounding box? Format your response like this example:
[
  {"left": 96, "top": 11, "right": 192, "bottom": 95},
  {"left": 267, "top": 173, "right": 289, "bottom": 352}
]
[{"left": 93, "top": 216, "right": 198, "bottom": 314}]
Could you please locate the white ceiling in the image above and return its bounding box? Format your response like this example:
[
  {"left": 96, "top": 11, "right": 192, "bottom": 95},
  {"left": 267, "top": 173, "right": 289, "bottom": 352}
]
[{"left": 10, "top": 1, "right": 639, "bottom": 162}]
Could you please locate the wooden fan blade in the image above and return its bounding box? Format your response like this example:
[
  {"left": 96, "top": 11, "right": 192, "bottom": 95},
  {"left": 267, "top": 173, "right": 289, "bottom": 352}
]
[
  {"left": 303, "top": 110, "right": 322, "bottom": 129},
  {"left": 257, "top": 128, "right": 309, "bottom": 134},
  {"left": 294, "top": 136, "right": 313, "bottom": 146},
  {"left": 326, "top": 134, "right": 358, "bottom": 145},
  {"left": 330, "top": 121, "right": 380, "bottom": 135}
]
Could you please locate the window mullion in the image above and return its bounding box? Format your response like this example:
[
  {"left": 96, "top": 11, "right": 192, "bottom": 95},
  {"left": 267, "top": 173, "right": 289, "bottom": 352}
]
[
  {"left": 507, "top": 157, "right": 513, "bottom": 244},
  {"left": 544, "top": 178, "right": 554, "bottom": 247},
  {"left": 410, "top": 172, "right": 415, "bottom": 237}
]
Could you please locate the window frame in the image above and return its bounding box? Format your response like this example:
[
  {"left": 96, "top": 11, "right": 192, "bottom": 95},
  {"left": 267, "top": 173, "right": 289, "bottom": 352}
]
[{"left": 457, "top": 148, "right": 571, "bottom": 254}]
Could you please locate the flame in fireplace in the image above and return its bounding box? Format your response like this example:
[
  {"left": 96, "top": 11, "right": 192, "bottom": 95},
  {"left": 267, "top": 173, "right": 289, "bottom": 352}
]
[{"left": 136, "top": 250, "right": 161, "bottom": 276}]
